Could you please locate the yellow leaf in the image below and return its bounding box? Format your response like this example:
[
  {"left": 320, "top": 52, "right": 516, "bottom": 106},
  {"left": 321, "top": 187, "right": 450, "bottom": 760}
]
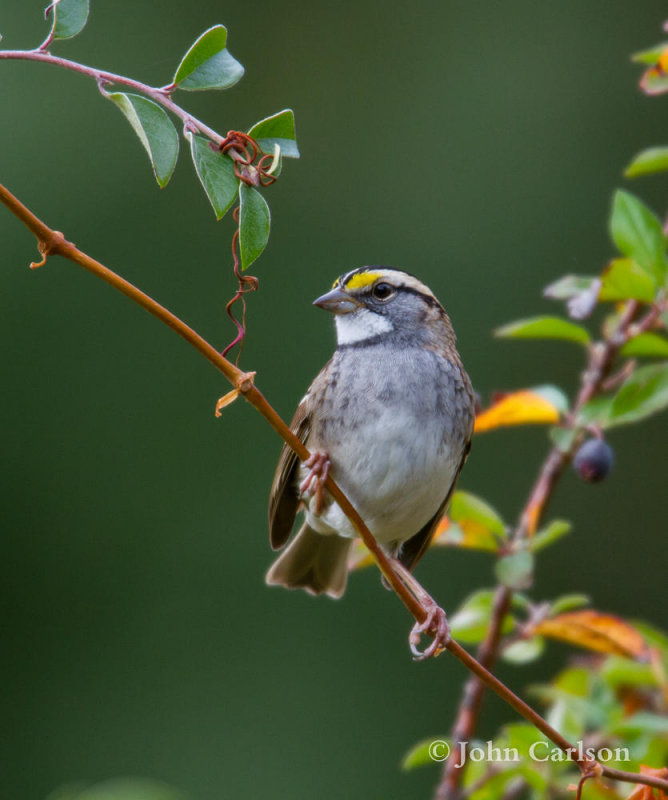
[
  {"left": 535, "top": 611, "right": 649, "bottom": 660},
  {"left": 432, "top": 516, "right": 499, "bottom": 552},
  {"left": 348, "top": 538, "right": 374, "bottom": 571},
  {"left": 474, "top": 390, "right": 562, "bottom": 433}
]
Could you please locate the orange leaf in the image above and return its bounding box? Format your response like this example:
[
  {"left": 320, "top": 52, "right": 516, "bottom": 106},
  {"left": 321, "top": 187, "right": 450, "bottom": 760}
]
[
  {"left": 625, "top": 765, "right": 668, "bottom": 800},
  {"left": 535, "top": 610, "right": 649, "bottom": 660},
  {"left": 524, "top": 501, "right": 542, "bottom": 537},
  {"left": 625, "top": 784, "right": 652, "bottom": 800},
  {"left": 659, "top": 49, "right": 668, "bottom": 73},
  {"left": 432, "top": 516, "right": 499, "bottom": 551},
  {"left": 474, "top": 390, "right": 562, "bottom": 433},
  {"left": 433, "top": 515, "right": 451, "bottom": 538}
]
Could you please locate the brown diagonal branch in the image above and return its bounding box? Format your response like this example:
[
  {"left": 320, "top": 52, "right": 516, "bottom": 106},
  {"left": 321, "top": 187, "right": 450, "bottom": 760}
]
[{"left": 2, "top": 181, "right": 667, "bottom": 798}]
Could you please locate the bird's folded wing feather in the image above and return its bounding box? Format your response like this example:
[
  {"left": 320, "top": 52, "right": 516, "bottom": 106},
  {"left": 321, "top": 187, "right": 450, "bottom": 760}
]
[{"left": 268, "top": 398, "right": 311, "bottom": 550}]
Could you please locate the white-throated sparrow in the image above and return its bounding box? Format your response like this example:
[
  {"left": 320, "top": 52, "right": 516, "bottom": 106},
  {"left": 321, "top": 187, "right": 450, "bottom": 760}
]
[{"left": 267, "top": 267, "right": 475, "bottom": 601}]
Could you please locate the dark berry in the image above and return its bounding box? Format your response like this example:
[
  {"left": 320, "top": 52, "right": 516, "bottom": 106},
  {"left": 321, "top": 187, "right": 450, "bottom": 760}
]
[{"left": 573, "top": 439, "right": 614, "bottom": 483}]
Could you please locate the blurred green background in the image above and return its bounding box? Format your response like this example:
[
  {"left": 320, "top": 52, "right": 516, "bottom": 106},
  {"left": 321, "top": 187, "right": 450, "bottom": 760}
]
[{"left": 2, "top": 2, "right": 667, "bottom": 798}]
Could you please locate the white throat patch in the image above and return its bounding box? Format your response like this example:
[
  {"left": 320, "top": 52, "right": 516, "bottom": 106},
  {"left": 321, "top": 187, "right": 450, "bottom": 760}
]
[{"left": 335, "top": 309, "right": 393, "bottom": 345}]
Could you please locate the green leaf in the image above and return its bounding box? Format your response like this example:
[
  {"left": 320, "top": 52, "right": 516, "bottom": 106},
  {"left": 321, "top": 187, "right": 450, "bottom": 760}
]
[
  {"left": 511, "top": 593, "right": 532, "bottom": 612},
  {"left": 50, "top": 777, "right": 187, "bottom": 800},
  {"left": 553, "top": 665, "right": 592, "bottom": 696},
  {"left": 46, "top": 0, "right": 89, "bottom": 41},
  {"left": 543, "top": 275, "right": 597, "bottom": 300},
  {"left": 550, "top": 594, "right": 590, "bottom": 615},
  {"left": 621, "top": 333, "right": 668, "bottom": 358},
  {"left": 601, "top": 656, "right": 658, "bottom": 690},
  {"left": 495, "top": 316, "right": 590, "bottom": 345},
  {"left": 188, "top": 134, "right": 238, "bottom": 219},
  {"left": 544, "top": 696, "right": 586, "bottom": 742},
  {"left": 631, "top": 42, "right": 668, "bottom": 64},
  {"left": 599, "top": 258, "right": 656, "bottom": 303},
  {"left": 248, "top": 109, "right": 299, "bottom": 159},
  {"left": 449, "top": 590, "right": 514, "bottom": 644},
  {"left": 449, "top": 491, "right": 506, "bottom": 537},
  {"left": 534, "top": 684, "right": 606, "bottom": 735},
  {"left": 401, "top": 737, "right": 448, "bottom": 770},
  {"left": 238, "top": 183, "right": 270, "bottom": 269},
  {"left": 495, "top": 550, "right": 534, "bottom": 590},
  {"left": 504, "top": 723, "right": 547, "bottom": 758},
  {"left": 625, "top": 146, "right": 668, "bottom": 178},
  {"left": 609, "top": 362, "right": 668, "bottom": 426},
  {"left": 173, "top": 25, "right": 244, "bottom": 90},
  {"left": 633, "top": 621, "right": 668, "bottom": 657},
  {"left": 530, "top": 519, "right": 572, "bottom": 553},
  {"left": 548, "top": 426, "right": 577, "bottom": 453},
  {"left": 610, "top": 190, "right": 668, "bottom": 287},
  {"left": 577, "top": 396, "right": 614, "bottom": 428},
  {"left": 610, "top": 712, "right": 668, "bottom": 737},
  {"left": 502, "top": 636, "right": 545, "bottom": 665},
  {"left": 107, "top": 93, "right": 178, "bottom": 188}
]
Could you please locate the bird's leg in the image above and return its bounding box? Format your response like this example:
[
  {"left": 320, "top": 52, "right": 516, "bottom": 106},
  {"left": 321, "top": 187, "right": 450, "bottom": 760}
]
[
  {"left": 299, "top": 451, "right": 331, "bottom": 515},
  {"left": 390, "top": 557, "right": 451, "bottom": 661}
]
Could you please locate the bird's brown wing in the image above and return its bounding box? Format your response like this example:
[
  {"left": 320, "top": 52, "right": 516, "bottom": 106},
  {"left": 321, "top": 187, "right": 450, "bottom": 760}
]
[
  {"left": 268, "top": 397, "right": 311, "bottom": 550},
  {"left": 397, "top": 440, "right": 472, "bottom": 572}
]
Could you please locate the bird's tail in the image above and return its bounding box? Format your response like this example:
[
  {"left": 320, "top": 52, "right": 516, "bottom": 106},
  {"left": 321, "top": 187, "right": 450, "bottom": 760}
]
[{"left": 265, "top": 523, "right": 352, "bottom": 599}]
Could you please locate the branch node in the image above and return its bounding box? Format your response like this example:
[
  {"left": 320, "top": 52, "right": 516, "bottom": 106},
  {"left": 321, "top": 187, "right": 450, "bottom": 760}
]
[
  {"left": 572, "top": 761, "right": 603, "bottom": 800},
  {"left": 237, "top": 370, "right": 257, "bottom": 395},
  {"left": 29, "top": 230, "right": 67, "bottom": 268},
  {"left": 214, "top": 371, "right": 256, "bottom": 417},
  {"left": 96, "top": 77, "right": 111, "bottom": 96}
]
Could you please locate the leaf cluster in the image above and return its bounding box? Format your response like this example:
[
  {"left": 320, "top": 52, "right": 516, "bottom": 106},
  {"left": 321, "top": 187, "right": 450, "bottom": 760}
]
[
  {"left": 24, "top": 0, "right": 300, "bottom": 270},
  {"left": 395, "top": 23, "right": 668, "bottom": 798}
]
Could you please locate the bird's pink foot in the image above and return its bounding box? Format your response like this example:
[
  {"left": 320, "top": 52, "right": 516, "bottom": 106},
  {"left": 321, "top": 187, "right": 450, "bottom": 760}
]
[
  {"left": 299, "top": 451, "right": 331, "bottom": 515},
  {"left": 409, "top": 601, "right": 451, "bottom": 661}
]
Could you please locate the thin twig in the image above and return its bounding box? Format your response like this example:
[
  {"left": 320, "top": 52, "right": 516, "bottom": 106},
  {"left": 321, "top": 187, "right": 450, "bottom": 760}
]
[
  {"left": 2, "top": 181, "right": 667, "bottom": 798},
  {"left": 0, "top": 50, "right": 224, "bottom": 145}
]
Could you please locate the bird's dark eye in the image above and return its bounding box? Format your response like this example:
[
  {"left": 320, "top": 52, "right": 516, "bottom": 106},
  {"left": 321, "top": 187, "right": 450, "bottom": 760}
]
[{"left": 372, "top": 282, "right": 395, "bottom": 301}]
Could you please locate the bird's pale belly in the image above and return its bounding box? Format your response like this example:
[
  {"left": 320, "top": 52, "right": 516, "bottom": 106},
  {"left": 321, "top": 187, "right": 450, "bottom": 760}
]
[{"left": 302, "top": 405, "right": 460, "bottom": 545}]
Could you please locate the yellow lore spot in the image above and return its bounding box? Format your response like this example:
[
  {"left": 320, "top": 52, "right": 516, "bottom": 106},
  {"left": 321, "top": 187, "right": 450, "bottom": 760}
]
[{"left": 344, "top": 271, "right": 383, "bottom": 290}]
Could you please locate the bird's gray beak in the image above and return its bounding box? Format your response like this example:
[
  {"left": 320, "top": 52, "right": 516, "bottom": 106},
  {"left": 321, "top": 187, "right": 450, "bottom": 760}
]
[{"left": 313, "top": 287, "right": 361, "bottom": 315}]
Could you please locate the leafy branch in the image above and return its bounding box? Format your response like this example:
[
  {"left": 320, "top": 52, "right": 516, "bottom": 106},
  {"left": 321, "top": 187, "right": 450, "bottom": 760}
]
[
  {"left": 0, "top": 0, "right": 298, "bottom": 359},
  {"left": 407, "top": 31, "right": 668, "bottom": 798},
  {"left": 437, "top": 293, "right": 666, "bottom": 799}
]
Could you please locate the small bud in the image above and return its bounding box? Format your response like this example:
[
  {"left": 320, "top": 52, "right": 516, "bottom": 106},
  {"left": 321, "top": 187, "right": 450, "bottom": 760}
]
[{"left": 573, "top": 439, "right": 614, "bottom": 483}]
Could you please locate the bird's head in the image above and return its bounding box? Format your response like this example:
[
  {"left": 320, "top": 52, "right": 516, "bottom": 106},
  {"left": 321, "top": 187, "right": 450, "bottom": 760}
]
[{"left": 314, "top": 266, "right": 456, "bottom": 350}]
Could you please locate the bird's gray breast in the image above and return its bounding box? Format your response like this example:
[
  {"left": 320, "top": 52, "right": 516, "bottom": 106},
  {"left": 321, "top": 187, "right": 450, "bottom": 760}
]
[{"left": 308, "top": 346, "right": 471, "bottom": 542}]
